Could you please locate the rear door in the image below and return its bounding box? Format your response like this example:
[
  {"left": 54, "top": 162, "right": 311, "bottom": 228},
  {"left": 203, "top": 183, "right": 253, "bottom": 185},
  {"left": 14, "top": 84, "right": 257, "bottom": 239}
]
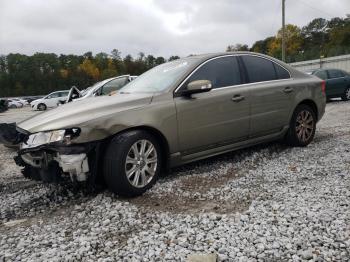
[
  {"left": 326, "top": 69, "right": 347, "bottom": 96},
  {"left": 240, "top": 55, "right": 294, "bottom": 138},
  {"left": 174, "top": 56, "right": 250, "bottom": 154}
]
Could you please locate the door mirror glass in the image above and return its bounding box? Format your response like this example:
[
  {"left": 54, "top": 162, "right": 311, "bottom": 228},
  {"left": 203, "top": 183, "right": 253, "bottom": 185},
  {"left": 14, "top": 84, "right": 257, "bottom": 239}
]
[{"left": 181, "top": 80, "right": 212, "bottom": 96}]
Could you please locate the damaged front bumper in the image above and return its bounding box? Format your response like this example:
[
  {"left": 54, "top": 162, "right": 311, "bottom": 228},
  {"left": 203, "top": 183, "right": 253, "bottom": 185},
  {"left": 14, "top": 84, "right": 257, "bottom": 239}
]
[
  {"left": 18, "top": 148, "right": 91, "bottom": 182},
  {"left": 1, "top": 123, "right": 100, "bottom": 183}
]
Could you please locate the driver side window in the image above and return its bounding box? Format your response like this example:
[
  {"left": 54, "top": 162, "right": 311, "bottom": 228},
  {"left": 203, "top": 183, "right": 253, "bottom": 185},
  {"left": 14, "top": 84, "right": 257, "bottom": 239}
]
[{"left": 186, "top": 56, "right": 242, "bottom": 89}]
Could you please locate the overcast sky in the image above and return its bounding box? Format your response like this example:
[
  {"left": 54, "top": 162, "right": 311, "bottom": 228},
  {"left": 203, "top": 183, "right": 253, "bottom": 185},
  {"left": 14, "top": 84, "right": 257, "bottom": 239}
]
[{"left": 0, "top": 0, "right": 348, "bottom": 58}]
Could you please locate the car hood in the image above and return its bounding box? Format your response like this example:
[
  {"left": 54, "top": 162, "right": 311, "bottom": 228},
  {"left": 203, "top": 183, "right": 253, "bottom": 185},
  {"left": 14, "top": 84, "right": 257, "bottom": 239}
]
[
  {"left": 31, "top": 99, "right": 42, "bottom": 105},
  {"left": 18, "top": 93, "right": 153, "bottom": 133}
]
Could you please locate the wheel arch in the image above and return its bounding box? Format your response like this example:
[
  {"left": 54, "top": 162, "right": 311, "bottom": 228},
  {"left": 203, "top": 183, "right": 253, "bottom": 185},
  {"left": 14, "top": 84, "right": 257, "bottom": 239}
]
[
  {"left": 295, "top": 99, "right": 319, "bottom": 121},
  {"left": 105, "top": 125, "right": 171, "bottom": 173}
]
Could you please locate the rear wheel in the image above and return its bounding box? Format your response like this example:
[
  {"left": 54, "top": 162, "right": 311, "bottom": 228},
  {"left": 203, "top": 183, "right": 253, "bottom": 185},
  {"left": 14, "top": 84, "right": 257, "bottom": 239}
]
[
  {"left": 285, "top": 104, "right": 316, "bottom": 147},
  {"left": 103, "top": 130, "right": 162, "bottom": 197},
  {"left": 341, "top": 87, "right": 350, "bottom": 101},
  {"left": 37, "top": 103, "right": 47, "bottom": 111}
]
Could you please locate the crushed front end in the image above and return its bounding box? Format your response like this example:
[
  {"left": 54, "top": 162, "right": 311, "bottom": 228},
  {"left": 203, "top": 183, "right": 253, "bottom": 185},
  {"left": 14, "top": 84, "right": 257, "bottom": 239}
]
[{"left": 1, "top": 124, "right": 100, "bottom": 184}]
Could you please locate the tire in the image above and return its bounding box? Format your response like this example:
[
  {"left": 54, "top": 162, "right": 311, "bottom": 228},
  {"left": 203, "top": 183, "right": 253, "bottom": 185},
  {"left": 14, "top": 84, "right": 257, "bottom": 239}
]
[
  {"left": 9, "top": 104, "right": 16, "bottom": 109},
  {"left": 37, "top": 103, "right": 47, "bottom": 111},
  {"left": 341, "top": 87, "right": 350, "bottom": 101},
  {"left": 103, "top": 130, "right": 162, "bottom": 197},
  {"left": 285, "top": 104, "right": 316, "bottom": 147}
]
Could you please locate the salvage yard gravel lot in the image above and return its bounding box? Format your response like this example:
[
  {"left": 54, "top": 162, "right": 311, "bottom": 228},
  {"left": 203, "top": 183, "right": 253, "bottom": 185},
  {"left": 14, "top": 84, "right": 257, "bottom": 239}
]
[{"left": 0, "top": 102, "right": 349, "bottom": 261}]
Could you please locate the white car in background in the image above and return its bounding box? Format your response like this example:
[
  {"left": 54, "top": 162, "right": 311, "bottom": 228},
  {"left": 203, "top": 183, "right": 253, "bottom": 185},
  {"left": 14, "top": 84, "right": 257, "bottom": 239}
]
[
  {"left": 7, "top": 99, "right": 24, "bottom": 109},
  {"left": 72, "top": 75, "right": 137, "bottom": 102},
  {"left": 31, "top": 90, "right": 69, "bottom": 111},
  {"left": 11, "top": 98, "right": 29, "bottom": 106}
]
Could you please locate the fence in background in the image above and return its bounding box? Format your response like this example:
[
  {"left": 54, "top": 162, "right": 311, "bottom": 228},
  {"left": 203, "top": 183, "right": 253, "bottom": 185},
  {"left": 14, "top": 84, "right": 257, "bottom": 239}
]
[{"left": 290, "top": 54, "right": 350, "bottom": 72}]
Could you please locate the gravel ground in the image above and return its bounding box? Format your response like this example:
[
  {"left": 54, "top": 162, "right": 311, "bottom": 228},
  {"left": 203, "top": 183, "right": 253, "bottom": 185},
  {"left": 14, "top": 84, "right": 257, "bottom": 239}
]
[{"left": 0, "top": 102, "right": 350, "bottom": 261}]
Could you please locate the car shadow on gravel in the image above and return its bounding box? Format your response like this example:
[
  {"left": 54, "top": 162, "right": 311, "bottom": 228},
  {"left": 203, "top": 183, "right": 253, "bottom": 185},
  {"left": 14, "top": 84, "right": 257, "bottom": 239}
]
[
  {"left": 129, "top": 141, "right": 289, "bottom": 215},
  {"left": 0, "top": 141, "right": 291, "bottom": 221},
  {"left": 0, "top": 178, "right": 98, "bottom": 224}
]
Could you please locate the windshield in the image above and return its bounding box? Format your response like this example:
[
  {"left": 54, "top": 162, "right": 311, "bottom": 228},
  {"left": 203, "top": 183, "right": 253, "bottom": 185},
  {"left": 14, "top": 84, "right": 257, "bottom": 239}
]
[{"left": 120, "top": 57, "right": 200, "bottom": 93}]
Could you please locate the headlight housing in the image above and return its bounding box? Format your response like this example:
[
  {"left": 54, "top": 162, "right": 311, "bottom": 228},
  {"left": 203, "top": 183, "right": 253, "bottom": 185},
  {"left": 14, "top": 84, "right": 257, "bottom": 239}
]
[{"left": 21, "top": 128, "right": 80, "bottom": 149}]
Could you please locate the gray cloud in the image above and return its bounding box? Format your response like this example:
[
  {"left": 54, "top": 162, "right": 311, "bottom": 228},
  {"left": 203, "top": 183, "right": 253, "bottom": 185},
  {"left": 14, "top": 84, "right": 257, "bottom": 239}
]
[{"left": 0, "top": 0, "right": 348, "bottom": 57}]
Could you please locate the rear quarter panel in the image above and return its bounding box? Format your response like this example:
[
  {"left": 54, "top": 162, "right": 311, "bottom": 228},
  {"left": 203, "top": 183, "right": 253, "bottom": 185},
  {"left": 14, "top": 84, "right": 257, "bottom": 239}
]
[{"left": 289, "top": 73, "right": 326, "bottom": 122}]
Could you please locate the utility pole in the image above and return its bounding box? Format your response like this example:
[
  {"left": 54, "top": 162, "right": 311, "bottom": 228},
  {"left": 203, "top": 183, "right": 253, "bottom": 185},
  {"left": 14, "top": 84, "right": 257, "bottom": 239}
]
[{"left": 282, "top": 0, "right": 286, "bottom": 62}]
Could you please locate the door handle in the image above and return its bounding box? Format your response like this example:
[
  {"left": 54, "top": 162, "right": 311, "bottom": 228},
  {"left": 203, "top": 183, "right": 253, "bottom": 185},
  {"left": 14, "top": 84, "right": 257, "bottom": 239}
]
[
  {"left": 231, "top": 95, "right": 245, "bottom": 102},
  {"left": 283, "top": 87, "right": 294, "bottom": 93}
]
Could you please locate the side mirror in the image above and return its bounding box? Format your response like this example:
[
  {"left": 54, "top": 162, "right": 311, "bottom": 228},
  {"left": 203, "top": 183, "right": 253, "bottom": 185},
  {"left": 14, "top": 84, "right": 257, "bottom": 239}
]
[{"left": 180, "top": 80, "right": 212, "bottom": 96}]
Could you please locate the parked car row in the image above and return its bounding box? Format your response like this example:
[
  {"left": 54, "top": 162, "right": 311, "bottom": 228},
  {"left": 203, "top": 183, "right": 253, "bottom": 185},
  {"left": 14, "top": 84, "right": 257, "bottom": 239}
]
[
  {"left": 0, "top": 96, "right": 44, "bottom": 109},
  {"left": 0, "top": 52, "right": 327, "bottom": 197},
  {"left": 29, "top": 75, "right": 138, "bottom": 111}
]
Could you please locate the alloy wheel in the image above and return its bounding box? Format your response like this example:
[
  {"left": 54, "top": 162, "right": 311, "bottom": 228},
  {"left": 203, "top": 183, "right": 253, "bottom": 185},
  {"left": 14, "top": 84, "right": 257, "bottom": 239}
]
[
  {"left": 125, "top": 139, "right": 158, "bottom": 188},
  {"left": 295, "top": 110, "right": 314, "bottom": 143},
  {"left": 346, "top": 88, "right": 350, "bottom": 100}
]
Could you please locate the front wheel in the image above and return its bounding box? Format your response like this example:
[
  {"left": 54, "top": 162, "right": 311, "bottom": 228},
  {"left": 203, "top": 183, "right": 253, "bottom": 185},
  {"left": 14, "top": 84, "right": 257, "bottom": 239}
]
[
  {"left": 285, "top": 104, "right": 316, "bottom": 147},
  {"left": 341, "top": 87, "right": 350, "bottom": 101},
  {"left": 37, "top": 103, "right": 47, "bottom": 111},
  {"left": 103, "top": 130, "right": 162, "bottom": 197}
]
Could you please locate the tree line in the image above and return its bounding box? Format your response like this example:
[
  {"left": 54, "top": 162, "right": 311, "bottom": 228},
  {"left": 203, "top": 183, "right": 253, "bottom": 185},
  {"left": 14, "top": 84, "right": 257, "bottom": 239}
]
[
  {"left": 227, "top": 15, "right": 350, "bottom": 63},
  {"left": 0, "top": 16, "right": 349, "bottom": 97},
  {"left": 0, "top": 50, "right": 180, "bottom": 97}
]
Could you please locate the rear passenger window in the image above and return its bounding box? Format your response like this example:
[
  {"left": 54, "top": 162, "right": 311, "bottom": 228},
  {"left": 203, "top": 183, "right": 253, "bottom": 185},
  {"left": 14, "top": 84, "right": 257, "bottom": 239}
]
[
  {"left": 274, "top": 63, "right": 290, "bottom": 79},
  {"left": 241, "top": 55, "right": 277, "bottom": 83},
  {"left": 186, "top": 56, "right": 242, "bottom": 89},
  {"left": 328, "top": 69, "right": 344, "bottom": 79}
]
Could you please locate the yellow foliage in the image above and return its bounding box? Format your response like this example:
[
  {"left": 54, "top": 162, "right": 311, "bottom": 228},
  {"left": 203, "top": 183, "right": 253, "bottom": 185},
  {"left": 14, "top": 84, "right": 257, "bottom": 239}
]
[
  {"left": 78, "top": 59, "right": 100, "bottom": 80},
  {"left": 60, "top": 69, "right": 69, "bottom": 79},
  {"left": 268, "top": 24, "right": 303, "bottom": 58}
]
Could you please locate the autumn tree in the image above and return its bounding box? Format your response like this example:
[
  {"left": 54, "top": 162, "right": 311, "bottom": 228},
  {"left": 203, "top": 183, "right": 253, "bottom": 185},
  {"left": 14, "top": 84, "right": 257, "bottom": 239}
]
[
  {"left": 226, "top": 44, "right": 249, "bottom": 52},
  {"left": 268, "top": 24, "right": 303, "bottom": 62},
  {"left": 78, "top": 58, "right": 100, "bottom": 81},
  {"left": 251, "top": 37, "right": 275, "bottom": 54}
]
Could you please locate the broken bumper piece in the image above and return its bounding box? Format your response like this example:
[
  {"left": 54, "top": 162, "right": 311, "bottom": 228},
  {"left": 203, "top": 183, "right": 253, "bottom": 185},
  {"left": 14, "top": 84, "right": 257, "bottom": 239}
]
[
  {"left": 1, "top": 123, "right": 99, "bottom": 183},
  {"left": 17, "top": 141, "right": 97, "bottom": 182},
  {"left": 19, "top": 150, "right": 90, "bottom": 182}
]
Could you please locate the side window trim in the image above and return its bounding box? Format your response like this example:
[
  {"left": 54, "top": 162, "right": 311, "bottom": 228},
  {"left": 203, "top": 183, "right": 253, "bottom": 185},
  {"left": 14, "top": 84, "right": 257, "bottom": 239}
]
[
  {"left": 174, "top": 54, "right": 243, "bottom": 95},
  {"left": 174, "top": 54, "right": 292, "bottom": 96},
  {"left": 239, "top": 54, "right": 291, "bottom": 83}
]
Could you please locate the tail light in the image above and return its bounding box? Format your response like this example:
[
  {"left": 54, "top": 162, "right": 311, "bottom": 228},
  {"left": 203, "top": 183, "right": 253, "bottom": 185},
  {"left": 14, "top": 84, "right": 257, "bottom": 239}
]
[{"left": 321, "top": 81, "right": 326, "bottom": 95}]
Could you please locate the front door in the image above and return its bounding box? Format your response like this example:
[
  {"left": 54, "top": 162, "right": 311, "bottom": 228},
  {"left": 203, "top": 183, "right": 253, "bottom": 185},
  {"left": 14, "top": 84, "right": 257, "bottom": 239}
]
[{"left": 174, "top": 56, "right": 250, "bottom": 155}]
